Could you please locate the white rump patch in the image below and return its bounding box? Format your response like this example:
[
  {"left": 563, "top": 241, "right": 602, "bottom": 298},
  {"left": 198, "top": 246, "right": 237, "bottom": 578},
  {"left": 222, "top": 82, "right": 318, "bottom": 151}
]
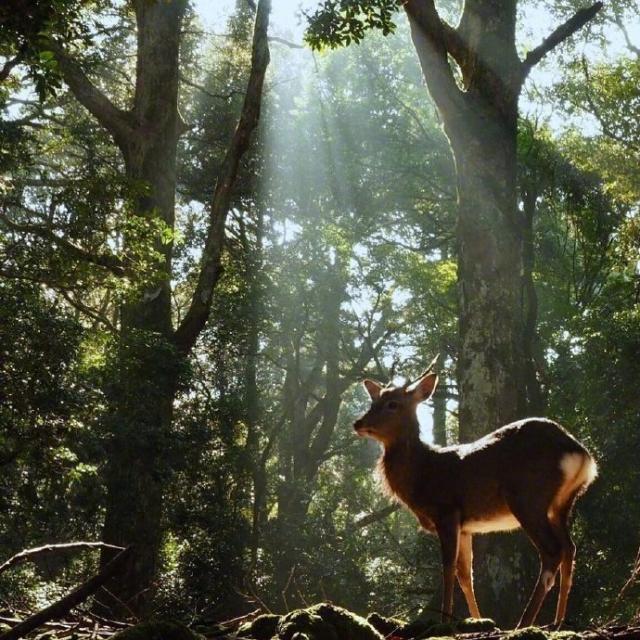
[
  {"left": 549, "top": 452, "right": 598, "bottom": 518},
  {"left": 560, "top": 452, "right": 583, "bottom": 479},
  {"left": 560, "top": 452, "right": 598, "bottom": 488}
]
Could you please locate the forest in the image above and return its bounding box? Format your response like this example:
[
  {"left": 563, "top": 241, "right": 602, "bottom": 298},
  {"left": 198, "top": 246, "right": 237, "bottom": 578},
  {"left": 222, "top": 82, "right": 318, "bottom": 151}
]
[{"left": 0, "top": 0, "right": 639, "bottom": 638}]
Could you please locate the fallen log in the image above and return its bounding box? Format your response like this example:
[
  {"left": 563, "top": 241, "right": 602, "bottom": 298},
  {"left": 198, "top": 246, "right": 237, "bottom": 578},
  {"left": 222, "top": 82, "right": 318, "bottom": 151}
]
[{"left": 0, "top": 546, "right": 133, "bottom": 640}]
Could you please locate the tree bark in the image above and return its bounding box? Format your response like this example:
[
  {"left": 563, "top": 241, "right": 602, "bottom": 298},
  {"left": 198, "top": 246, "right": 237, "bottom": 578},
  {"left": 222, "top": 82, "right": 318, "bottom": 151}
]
[
  {"left": 242, "top": 210, "right": 267, "bottom": 576},
  {"left": 432, "top": 378, "right": 448, "bottom": 446},
  {"left": 453, "top": 126, "right": 525, "bottom": 440}
]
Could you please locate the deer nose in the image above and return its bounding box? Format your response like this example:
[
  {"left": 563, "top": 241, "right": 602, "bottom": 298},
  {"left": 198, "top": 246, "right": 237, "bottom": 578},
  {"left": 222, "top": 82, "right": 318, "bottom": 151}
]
[{"left": 353, "top": 419, "right": 363, "bottom": 431}]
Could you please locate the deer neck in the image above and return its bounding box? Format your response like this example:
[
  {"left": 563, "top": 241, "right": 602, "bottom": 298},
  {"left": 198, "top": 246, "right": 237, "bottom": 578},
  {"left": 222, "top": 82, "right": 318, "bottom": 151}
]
[{"left": 379, "top": 427, "right": 432, "bottom": 505}]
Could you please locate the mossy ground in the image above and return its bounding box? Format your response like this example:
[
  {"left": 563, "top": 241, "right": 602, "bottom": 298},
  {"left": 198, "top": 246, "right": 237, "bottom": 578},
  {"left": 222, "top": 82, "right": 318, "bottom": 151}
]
[
  {"left": 236, "top": 603, "right": 383, "bottom": 640},
  {"left": 77, "top": 609, "right": 627, "bottom": 640}
]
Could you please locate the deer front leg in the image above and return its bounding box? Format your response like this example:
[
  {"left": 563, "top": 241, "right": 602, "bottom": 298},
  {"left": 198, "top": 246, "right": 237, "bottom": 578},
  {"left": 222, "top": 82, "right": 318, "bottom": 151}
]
[
  {"left": 457, "top": 532, "right": 481, "bottom": 618},
  {"left": 436, "top": 511, "right": 461, "bottom": 622}
]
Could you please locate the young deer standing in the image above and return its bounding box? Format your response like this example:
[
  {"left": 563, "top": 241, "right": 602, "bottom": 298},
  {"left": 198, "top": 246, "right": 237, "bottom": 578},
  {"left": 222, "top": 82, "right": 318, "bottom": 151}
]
[{"left": 354, "top": 367, "right": 597, "bottom": 628}]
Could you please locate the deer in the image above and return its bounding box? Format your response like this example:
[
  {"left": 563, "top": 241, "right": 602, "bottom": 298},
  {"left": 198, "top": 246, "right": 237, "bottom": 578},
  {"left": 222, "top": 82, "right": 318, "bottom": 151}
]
[{"left": 353, "top": 362, "right": 597, "bottom": 628}]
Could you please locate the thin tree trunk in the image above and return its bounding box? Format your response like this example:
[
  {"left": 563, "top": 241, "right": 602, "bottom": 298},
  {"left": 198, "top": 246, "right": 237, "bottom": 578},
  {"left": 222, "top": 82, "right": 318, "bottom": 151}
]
[
  {"left": 244, "top": 210, "right": 266, "bottom": 575},
  {"left": 432, "top": 369, "right": 448, "bottom": 446},
  {"left": 521, "top": 185, "right": 545, "bottom": 414}
]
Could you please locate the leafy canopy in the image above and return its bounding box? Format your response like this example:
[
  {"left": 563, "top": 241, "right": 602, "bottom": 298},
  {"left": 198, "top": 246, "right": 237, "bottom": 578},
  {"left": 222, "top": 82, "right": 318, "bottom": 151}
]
[
  {"left": 0, "top": 0, "right": 93, "bottom": 98},
  {"left": 304, "top": 0, "right": 400, "bottom": 50}
]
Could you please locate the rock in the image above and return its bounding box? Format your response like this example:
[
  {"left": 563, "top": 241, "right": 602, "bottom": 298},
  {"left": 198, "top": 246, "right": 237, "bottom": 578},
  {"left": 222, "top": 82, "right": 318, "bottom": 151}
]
[
  {"left": 277, "top": 609, "right": 337, "bottom": 640},
  {"left": 395, "top": 617, "right": 438, "bottom": 639},
  {"left": 274, "top": 603, "right": 383, "bottom": 640},
  {"left": 237, "top": 614, "right": 281, "bottom": 639},
  {"left": 366, "top": 612, "right": 406, "bottom": 636},
  {"left": 192, "top": 623, "right": 229, "bottom": 637},
  {"left": 456, "top": 618, "right": 499, "bottom": 632}
]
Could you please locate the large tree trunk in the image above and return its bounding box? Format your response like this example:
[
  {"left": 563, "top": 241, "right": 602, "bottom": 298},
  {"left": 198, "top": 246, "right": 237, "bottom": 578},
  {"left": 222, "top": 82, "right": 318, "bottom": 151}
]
[
  {"left": 406, "top": 0, "right": 526, "bottom": 444},
  {"left": 404, "top": 3, "right": 527, "bottom": 452},
  {"left": 446, "top": 94, "right": 532, "bottom": 632},
  {"left": 99, "top": 0, "right": 186, "bottom": 613},
  {"left": 406, "top": 1, "right": 530, "bottom": 625}
]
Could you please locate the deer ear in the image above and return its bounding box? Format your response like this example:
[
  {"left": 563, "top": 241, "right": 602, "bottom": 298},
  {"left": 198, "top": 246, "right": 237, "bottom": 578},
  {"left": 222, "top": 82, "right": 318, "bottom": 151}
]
[
  {"left": 407, "top": 373, "right": 438, "bottom": 402},
  {"left": 363, "top": 379, "right": 383, "bottom": 400}
]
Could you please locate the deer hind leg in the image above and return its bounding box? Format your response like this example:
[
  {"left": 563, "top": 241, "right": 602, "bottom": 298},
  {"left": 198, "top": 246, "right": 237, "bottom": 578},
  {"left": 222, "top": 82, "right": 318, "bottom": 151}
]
[
  {"left": 457, "top": 532, "right": 481, "bottom": 618},
  {"left": 436, "top": 512, "right": 461, "bottom": 621},
  {"left": 509, "top": 500, "right": 563, "bottom": 628},
  {"left": 550, "top": 493, "right": 579, "bottom": 626}
]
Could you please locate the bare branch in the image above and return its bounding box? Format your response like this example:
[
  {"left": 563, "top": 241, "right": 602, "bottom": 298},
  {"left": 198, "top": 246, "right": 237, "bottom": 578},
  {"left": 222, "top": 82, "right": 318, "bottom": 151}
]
[
  {"left": 58, "top": 289, "right": 118, "bottom": 332},
  {"left": 179, "top": 73, "right": 242, "bottom": 101},
  {"left": 268, "top": 36, "right": 303, "bottom": 49},
  {"left": 0, "top": 542, "right": 124, "bottom": 577},
  {"left": 173, "top": 0, "right": 271, "bottom": 354},
  {"left": 522, "top": 2, "right": 603, "bottom": 78},
  {"left": 611, "top": 15, "right": 640, "bottom": 58}
]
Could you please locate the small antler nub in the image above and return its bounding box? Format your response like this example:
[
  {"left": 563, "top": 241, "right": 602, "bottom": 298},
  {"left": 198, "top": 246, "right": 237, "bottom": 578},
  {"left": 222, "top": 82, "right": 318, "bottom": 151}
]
[{"left": 405, "top": 353, "right": 440, "bottom": 388}]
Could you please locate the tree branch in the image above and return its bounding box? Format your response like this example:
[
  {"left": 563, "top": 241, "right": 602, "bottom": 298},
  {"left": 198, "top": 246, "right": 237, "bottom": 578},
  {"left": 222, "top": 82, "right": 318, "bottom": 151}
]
[
  {"left": 522, "top": 2, "right": 603, "bottom": 78},
  {"left": 48, "top": 43, "right": 134, "bottom": 147},
  {"left": 403, "top": 0, "right": 466, "bottom": 117},
  {"left": 0, "top": 212, "right": 126, "bottom": 277},
  {"left": 268, "top": 35, "right": 303, "bottom": 49},
  {"left": 173, "top": 0, "right": 271, "bottom": 355},
  {"left": 58, "top": 289, "right": 118, "bottom": 332},
  {"left": 179, "top": 73, "right": 243, "bottom": 101},
  {"left": 350, "top": 504, "right": 400, "bottom": 530}
]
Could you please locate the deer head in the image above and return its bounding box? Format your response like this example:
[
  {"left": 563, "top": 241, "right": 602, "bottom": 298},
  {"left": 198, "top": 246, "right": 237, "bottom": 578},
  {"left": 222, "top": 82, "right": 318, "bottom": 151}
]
[{"left": 353, "top": 372, "right": 438, "bottom": 446}]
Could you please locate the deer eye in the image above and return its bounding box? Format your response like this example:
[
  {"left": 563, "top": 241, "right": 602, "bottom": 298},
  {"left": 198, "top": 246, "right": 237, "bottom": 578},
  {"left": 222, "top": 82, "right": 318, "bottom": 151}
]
[{"left": 386, "top": 400, "right": 400, "bottom": 411}]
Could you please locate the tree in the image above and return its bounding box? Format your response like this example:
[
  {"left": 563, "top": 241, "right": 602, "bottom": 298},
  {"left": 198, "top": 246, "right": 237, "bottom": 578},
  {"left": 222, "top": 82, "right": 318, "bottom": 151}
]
[
  {"left": 1, "top": 0, "right": 271, "bottom": 612},
  {"left": 306, "top": 0, "right": 602, "bottom": 437}
]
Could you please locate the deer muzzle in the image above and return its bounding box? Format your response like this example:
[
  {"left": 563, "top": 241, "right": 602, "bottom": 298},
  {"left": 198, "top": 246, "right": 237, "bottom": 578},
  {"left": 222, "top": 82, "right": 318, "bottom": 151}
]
[{"left": 353, "top": 418, "right": 369, "bottom": 436}]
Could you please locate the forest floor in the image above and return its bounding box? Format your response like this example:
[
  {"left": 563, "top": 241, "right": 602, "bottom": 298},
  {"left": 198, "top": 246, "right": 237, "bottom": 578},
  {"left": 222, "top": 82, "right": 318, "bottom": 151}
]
[{"left": 3, "top": 604, "right": 640, "bottom": 640}]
